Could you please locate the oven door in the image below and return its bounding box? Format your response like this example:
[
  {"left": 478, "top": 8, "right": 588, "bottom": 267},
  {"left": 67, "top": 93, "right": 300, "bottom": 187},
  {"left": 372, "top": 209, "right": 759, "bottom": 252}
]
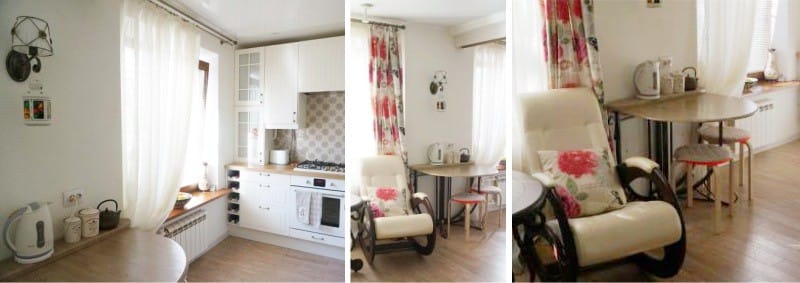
[{"left": 289, "top": 186, "right": 345, "bottom": 237}]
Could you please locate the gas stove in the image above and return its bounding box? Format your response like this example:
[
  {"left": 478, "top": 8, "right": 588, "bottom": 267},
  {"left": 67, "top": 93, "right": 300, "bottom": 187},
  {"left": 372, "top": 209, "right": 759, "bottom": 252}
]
[{"left": 294, "top": 160, "right": 345, "bottom": 175}]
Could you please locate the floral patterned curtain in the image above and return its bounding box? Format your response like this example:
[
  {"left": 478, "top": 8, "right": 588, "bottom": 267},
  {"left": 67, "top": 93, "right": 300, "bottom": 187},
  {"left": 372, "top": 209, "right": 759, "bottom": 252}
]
[
  {"left": 542, "top": 0, "right": 604, "bottom": 101},
  {"left": 541, "top": 0, "right": 616, "bottom": 154},
  {"left": 369, "top": 24, "right": 406, "bottom": 161}
]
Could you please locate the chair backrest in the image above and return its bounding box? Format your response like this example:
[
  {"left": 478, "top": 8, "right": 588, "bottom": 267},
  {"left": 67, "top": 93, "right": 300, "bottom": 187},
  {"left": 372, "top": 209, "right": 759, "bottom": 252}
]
[
  {"left": 359, "top": 155, "right": 410, "bottom": 207},
  {"left": 517, "top": 88, "right": 616, "bottom": 174}
]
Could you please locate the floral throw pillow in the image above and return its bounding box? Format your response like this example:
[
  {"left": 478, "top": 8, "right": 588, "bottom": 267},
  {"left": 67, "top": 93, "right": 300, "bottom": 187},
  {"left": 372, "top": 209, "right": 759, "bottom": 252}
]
[
  {"left": 366, "top": 186, "right": 408, "bottom": 217},
  {"left": 538, "top": 149, "right": 627, "bottom": 218}
]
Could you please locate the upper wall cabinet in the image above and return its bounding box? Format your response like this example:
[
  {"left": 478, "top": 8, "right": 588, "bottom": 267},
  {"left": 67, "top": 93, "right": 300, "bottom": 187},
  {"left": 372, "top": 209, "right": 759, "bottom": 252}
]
[
  {"left": 298, "top": 36, "right": 345, "bottom": 93},
  {"left": 263, "top": 42, "right": 305, "bottom": 129},
  {"left": 235, "top": 48, "right": 264, "bottom": 106}
]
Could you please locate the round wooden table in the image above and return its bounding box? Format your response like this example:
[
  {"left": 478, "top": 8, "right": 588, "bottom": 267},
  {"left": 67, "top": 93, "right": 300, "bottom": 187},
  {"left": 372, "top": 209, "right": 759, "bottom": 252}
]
[
  {"left": 409, "top": 163, "right": 499, "bottom": 238},
  {"left": 511, "top": 170, "right": 546, "bottom": 282},
  {"left": 606, "top": 92, "right": 758, "bottom": 201},
  {"left": 16, "top": 229, "right": 186, "bottom": 281}
]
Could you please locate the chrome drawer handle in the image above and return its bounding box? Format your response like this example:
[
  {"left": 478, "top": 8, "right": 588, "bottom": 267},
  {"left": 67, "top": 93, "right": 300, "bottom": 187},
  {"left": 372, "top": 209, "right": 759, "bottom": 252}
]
[
  {"left": 311, "top": 235, "right": 324, "bottom": 240},
  {"left": 259, "top": 184, "right": 270, "bottom": 188},
  {"left": 258, "top": 206, "right": 270, "bottom": 210}
]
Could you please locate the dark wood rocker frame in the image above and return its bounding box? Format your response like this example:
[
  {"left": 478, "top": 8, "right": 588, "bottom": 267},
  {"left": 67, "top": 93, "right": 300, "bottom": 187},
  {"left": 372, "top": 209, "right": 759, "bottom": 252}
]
[
  {"left": 357, "top": 182, "right": 437, "bottom": 265},
  {"left": 522, "top": 163, "right": 687, "bottom": 281}
]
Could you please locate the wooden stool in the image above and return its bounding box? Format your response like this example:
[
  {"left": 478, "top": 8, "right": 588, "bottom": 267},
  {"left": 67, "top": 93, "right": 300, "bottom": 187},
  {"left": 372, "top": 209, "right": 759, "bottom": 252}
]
[
  {"left": 672, "top": 144, "right": 733, "bottom": 234},
  {"left": 449, "top": 192, "right": 486, "bottom": 240},
  {"left": 470, "top": 186, "right": 503, "bottom": 228},
  {"left": 698, "top": 126, "right": 753, "bottom": 201}
]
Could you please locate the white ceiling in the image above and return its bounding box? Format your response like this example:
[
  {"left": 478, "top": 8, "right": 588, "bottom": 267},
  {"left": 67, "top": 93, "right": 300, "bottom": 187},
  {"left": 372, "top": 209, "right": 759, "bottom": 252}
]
[
  {"left": 169, "top": 0, "right": 344, "bottom": 46},
  {"left": 350, "top": 0, "right": 504, "bottom": 27}
]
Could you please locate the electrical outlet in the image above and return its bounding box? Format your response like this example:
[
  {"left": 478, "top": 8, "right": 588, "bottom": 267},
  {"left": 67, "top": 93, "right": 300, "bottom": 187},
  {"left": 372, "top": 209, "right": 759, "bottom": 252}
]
[{"left": 63, "top": 188, "right": 85, "bottom": 207}]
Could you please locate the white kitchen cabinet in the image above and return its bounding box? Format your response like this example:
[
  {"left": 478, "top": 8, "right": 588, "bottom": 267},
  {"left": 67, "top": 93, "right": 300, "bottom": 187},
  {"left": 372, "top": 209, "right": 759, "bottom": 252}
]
[
  {"left": 237, "top": 173, "right": 291, "bottom": 236},
  {"left": 234, "top": 47, "right": 264, "bottom": 106},
  {"left": 298, "top": 36, "right": 345, "bottom": 93},
  {"left": 234, "top": 107, "right": 265, "bottom": 163},
  {"left": 263, "top": 42, "right": 306, "bottom": 129}
]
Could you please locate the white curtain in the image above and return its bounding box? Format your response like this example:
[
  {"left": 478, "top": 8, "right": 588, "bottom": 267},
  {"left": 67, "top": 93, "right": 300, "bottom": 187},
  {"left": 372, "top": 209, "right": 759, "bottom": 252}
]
[
  {"left": 697, "top": 0, "right": 757, "bottom": 97},
  {"left": 345, "top": 22, "right": 378, "bottom": 194},
  {"left": 472, "top": 43, "right": 506, "bottom": 165},
  {"left": 512, "top": 0, "right": 548, "bottom": 173},
  {"left": 511, "top": 0, "right": 549, "bottom": 276},
  {"left": 121, "top": 0, "right": 200, "bottom": 230}
]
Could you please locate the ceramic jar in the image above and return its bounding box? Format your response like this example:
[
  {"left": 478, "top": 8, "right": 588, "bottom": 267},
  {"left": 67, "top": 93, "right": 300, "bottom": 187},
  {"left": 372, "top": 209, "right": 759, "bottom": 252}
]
[
  {"left": 672, "top": 72, "right": 686, "bottom": 94},
  {"left": 660, "top": 76, "right": 674, "bottom": 95},
  {"left": 64, "top": 216, "right": 81, "bottom": 243},
  {"left": 79, "top": 208, "right": 100, "bottom": 238}
]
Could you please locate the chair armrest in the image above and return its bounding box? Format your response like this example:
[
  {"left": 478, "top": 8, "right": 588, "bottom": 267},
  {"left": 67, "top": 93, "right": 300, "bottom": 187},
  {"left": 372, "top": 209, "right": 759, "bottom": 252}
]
[
  {"left": 410, "top": 192, "right": 435, "bottom": 216},
  {"left": 412, "top": 192, "right": 429, "bottom": 200},
  {"left": 623, "top": 156, "right": 659, "bottom": 174},
  {"left": 616, "top": 162, "right": 682, "bottom": 213},
  {"left": 531, "top": 172, "right": 556, "bottom": 188}
]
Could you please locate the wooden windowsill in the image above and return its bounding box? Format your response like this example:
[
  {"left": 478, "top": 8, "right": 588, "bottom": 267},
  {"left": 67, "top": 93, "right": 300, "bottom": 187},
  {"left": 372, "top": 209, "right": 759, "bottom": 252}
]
[
  {"left": 167, "top": 188, "right": 231, "bottom": 221},
  {"left": 743, "top": 80, "right": 800, "bottom": 96}
]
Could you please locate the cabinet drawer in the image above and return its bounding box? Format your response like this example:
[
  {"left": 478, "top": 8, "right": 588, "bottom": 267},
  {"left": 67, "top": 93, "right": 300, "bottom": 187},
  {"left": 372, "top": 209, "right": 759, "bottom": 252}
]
[
  {"left": 240, "top": 181, "right": 288, "bottom": 208},
  {"left": 240, "top": 171, "right": 289, "bottom": 184},
  {"left": 240, "top": 203, "right": 287, "bottom": 236},
  {"left": 289, "top": 229, "right": 344, "bottom": 247}
]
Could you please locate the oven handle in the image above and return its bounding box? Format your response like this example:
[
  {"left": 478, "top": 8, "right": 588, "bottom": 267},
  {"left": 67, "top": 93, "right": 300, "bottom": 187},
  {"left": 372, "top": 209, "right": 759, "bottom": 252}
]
[{"left": 292, "top": 187, "right": 345, "bottom": 198}]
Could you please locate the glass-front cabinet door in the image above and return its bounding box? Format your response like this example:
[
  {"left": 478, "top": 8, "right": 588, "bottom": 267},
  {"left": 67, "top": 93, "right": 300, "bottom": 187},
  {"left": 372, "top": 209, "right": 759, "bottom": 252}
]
[
  {"left": 234, "top": 107, "right": 262, "bottom": 162},
  {"left": 235, "top": 47, "right": 264, "bottom": 106}
]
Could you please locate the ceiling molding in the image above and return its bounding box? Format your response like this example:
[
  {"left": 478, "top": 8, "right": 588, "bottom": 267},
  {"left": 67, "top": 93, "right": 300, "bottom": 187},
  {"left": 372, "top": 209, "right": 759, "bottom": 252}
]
[{"left": 449, "top": 11, "right": 505, "bottom": 36}]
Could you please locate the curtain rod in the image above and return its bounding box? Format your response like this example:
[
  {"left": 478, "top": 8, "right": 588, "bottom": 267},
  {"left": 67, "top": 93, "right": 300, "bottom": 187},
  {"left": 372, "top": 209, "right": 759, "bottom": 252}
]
[
  {"left": 350, "top": 18, "right": 406, "bottom": 29},
  {"left": 146, "top": 0, "right": 238, "bottom": 45}
]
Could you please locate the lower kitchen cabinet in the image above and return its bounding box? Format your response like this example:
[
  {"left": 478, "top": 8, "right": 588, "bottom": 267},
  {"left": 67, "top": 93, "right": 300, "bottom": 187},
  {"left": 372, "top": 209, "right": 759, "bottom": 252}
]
[{"left": 238, "top": 177, "right": 290, "bottom": 236}]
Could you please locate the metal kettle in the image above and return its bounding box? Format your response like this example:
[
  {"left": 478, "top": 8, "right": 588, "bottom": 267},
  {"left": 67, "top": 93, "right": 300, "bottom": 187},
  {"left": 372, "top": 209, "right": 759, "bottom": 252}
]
[
  {"left": 634, "top": 60, "right": 661, "bottom": 99},
  {"left": 427, "top": 143, "right": 444, "bottom": 165},
  {"left": 3, "top": 202, "right": 54, "bottom": 264},
  {"left": 97, "top": 199, "right": 121, "bottom": 230}
]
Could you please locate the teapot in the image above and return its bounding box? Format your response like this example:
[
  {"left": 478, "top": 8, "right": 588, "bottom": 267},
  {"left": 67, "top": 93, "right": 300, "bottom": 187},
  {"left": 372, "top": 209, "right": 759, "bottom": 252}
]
[{"left": 459, "top": 147, "right": 471, "bottom": 163}]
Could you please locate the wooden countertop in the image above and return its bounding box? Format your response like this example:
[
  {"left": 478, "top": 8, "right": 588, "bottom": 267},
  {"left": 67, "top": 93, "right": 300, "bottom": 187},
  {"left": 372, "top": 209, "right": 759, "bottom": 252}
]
[
  {"left": 409, "top": 162, "right": 499, "bottom": 177},
  {"left": 605, "top": 92, "right": 758, "bottom": 123},
  {"left": 168, "top": 188, "right": 231, "bottom": 221},
  {"left": 743, "top": 80, "right": 800, "bottom": 96},
  {"left": 227, "top": 162, "right": 345, "bottom": 180},
  {"left": 14, "top": 229, "right": 186, "bottom": 282},
  {"left": 0, "top": 219, "right": 132, "bottom": 281}
]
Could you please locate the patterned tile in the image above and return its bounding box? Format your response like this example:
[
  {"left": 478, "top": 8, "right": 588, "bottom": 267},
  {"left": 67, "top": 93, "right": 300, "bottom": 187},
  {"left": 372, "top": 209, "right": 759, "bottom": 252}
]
[{"left": 272, "top": 92, "right": 345, "bottom": 163}]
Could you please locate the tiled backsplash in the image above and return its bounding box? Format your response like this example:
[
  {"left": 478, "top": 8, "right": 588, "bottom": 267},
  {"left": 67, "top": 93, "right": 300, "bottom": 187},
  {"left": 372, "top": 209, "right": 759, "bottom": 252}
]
[{"left": 272, "top": 92, "right": 345, "bottom": 163}]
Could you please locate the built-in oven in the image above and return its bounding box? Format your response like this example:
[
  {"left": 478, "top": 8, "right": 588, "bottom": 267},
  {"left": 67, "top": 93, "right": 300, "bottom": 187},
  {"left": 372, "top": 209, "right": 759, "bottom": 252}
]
[{"left": 289, "top": 176, "right": 345, "bottom": 239}]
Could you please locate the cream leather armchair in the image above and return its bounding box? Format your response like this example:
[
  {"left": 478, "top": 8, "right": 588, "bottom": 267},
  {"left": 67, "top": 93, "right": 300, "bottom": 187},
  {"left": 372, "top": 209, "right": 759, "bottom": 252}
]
[
  {"left": 517, "top": 88, "right": 686, "bottom": 281},
  {"left": 356, "top": 155, "right": 436, "bottom": 265}
]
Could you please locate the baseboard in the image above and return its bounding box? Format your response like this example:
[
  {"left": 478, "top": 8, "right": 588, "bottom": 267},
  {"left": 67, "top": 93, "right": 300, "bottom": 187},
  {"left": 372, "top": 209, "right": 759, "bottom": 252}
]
[
  {"left": 228, "top": 226, "right": 344, "bottom": 260},
  {"left": 752, "top": 134, "right": 800, "bottom": 154}
]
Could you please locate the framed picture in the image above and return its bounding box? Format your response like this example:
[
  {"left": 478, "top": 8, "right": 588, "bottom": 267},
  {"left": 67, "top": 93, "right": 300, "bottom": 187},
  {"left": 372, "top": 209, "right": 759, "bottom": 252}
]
[{"left": 23, "top": 96, "right": 52, "bottom": 125}]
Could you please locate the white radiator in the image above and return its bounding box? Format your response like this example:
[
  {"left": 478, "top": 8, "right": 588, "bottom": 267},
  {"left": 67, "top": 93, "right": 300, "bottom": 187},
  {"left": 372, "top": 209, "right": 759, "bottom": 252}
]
[
  {"left": 163, "top": 209, "right": 208, "bottom": 263},
  {"left": 737, "top": 98, "right": 777, "bottom": 150}
]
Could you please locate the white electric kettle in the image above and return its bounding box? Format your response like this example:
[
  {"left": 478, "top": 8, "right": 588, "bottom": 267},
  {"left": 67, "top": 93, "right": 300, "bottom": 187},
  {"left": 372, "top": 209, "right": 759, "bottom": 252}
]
[
  {"left": 634, "top": 60, "right": 661, "bottom": 100},
  {"left": 3, "top": 202, "right": 54, "bottom": 264},
  {"left": 427, "top": 143, "right": 444, "bottom": 165}
]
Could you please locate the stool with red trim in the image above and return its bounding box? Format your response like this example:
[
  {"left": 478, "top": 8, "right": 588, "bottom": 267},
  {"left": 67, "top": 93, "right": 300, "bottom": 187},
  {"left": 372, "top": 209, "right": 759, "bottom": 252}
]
[
  {"left": 673, "top": 143, "right": 732, "bottom": 234},
  {"left": 469, "top": 186, "right": 503, "bottom": 229},
  {"left": 698, "top": 126, "right": 753, "bottom": 201},
  {"left": 448, "top": 192, "right": 486, "bottom": 240}
]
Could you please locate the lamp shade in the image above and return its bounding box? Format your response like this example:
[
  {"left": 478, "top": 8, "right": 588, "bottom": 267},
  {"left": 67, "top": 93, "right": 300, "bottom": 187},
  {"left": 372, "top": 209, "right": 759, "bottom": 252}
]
[{"left": 11, "top": 16, "right": 53, "bottom": 57}]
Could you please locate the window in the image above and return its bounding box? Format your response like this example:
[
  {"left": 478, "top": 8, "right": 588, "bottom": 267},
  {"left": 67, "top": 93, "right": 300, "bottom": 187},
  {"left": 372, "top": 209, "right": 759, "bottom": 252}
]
[
  {"left": 747, "top": 0, "right": 779, "bottom": 73},
  {"left": 179, "top": 60, "right": 210, "bottom": 188}
]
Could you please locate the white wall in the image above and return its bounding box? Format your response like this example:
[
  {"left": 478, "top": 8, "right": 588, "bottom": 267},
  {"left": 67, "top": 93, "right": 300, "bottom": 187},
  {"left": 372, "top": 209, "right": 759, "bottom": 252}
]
[
  {"left": 199, "top": 31, "right": 235, "bottom": 190},
  {"left": 0, "top": 0, "right": 235, "bottom": 261},
  {"left": 0, "top": 0, "right": 123, "bottom": 260},
  {"left": 594, "top": 0, "right": 697, "bottom": 159},
  {"left": 403, "top": 23, "right": 475, "bottom": 198}
]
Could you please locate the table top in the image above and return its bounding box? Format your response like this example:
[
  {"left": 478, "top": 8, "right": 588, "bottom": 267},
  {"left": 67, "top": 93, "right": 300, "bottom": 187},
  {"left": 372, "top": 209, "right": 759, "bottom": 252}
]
[
  {"left": 512, "top": 171, "right": 545, "bottom": 215},
  {"left": 168, "top": 188, "right": 231, "bottom": 221},
  {"left": 605, "top": 92, "right": 758, "bottom": 123},
  {"left": 409, "top": 163, "right": 499, "bottom": 177},
  {"left": 350, "top": 194, "right": 363, "bottom": 209},
  {"left": 15, "top": 229, "right": 186, "bottom": 282}
]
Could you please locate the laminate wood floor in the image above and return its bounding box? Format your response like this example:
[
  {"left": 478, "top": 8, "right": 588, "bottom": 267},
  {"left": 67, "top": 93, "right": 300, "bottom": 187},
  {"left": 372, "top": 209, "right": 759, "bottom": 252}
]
[
  {"left": 515, "top": 140, "right": 800, "bottom": 282},
  {"left": 187, "top": 236, "right": 345, "bottom": 282},
  {"left": 352, "top": 210, "right": 506, "bottom": 282}
]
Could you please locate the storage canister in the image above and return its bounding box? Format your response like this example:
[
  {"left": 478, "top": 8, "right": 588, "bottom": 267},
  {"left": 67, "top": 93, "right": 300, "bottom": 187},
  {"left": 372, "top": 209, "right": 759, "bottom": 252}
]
[
  {"left": 63, "top": 216, "right": 81, "bottom": 243},
  {"left": 79, "top": 208, "right": 100, "bottom": 238}
]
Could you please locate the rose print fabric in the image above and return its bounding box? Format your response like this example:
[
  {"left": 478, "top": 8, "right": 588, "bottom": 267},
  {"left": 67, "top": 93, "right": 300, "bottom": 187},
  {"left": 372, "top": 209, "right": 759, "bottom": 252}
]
[
  {"left": 369, "top": 24, "right": 407, "bottom": 161},
  {"left": 538, "top": 149, "right": 626, "bottom": 217},
  {"left": 366, "top": 186, "right": 408, "bottom": 217}
]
